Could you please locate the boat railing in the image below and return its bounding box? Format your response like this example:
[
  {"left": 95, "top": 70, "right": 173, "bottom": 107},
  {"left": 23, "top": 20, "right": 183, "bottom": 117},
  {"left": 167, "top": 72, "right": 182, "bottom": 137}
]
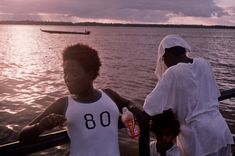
[{"left": 0, "top": 88, "right": 235, "bottom": 155}]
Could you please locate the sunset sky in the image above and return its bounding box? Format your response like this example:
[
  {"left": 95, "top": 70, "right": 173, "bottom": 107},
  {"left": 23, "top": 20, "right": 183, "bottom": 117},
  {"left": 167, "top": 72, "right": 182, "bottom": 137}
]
[{"left": 1, "top": 0, "right": 235, "bottom": 26}]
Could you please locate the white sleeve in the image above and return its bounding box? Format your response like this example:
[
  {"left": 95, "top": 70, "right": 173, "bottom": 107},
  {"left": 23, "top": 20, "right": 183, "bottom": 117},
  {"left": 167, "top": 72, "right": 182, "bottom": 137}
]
[
  {"left": 143, "top": 69, "right": 175, "bottom": 116},
  {"left": 201, "top": 58, "right": 220, "bottom": 98},
  {"left": 150, "top": 141, "right": 161, "bottom": 156},
  {"left": 206, "top": 60, "right": 221, "bottom": 98},
  {"left": 166, "top": 144, "right": 182, "bottom": 156}
]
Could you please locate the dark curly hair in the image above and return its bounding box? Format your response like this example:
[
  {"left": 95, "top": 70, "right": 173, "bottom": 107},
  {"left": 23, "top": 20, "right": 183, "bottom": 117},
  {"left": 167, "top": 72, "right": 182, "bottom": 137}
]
[
  {"left": 164, "top": 46, "right": 186, "bottom": 57},
  {"left": 62, "top": 43, "right": 101, "bottom": 80},
  {"left": 151, "top": 109, "right": 180, "bottom": 137}
]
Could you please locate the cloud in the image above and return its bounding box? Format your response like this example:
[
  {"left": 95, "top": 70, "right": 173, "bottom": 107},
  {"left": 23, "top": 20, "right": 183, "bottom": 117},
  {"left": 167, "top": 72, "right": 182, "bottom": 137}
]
[
  {"left": 0, "top": 0, "right": 234, "bottom": 25},
  {"left": 61, "top": 0, "right": 229, "bottom": 23},
  {"left": 225, "top": 6, "right": 235, "bottom": 15}
]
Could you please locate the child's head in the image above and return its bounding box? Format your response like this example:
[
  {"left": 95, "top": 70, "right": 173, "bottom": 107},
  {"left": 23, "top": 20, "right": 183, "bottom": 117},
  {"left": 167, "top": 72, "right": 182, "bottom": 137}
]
[
  {"left": 151, "top": 109, "right": 180, "bottom": 144},
  {"left": 63, "top": 43, "right": 101, "bottom": 80},
  {"left": 62, "top": 43, "right": 101, "bottom": 95}
]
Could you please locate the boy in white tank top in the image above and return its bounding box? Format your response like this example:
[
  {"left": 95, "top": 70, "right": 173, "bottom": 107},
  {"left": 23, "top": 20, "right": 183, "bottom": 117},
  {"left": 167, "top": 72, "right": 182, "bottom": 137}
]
[{"left": 19, "top": 43, "right": 142, "bottom": 156}]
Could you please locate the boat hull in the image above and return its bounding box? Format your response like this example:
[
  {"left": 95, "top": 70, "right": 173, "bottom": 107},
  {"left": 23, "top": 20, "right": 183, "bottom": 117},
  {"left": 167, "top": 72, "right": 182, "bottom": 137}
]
[{"left": 40, "top": 29, "right": 90, "bottom": 35}]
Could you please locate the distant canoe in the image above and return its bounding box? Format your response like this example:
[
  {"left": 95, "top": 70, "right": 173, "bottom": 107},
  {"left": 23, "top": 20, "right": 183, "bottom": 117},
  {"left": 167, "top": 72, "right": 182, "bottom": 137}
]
[{"left": 40, "top": 29, "right": 90, "bottom": 35}]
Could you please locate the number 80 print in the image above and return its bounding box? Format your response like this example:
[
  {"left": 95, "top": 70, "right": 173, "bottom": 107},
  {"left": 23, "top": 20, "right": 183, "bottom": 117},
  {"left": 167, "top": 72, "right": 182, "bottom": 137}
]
[{"left": 84, "top": 111, "right": 111, "bottom": 129}]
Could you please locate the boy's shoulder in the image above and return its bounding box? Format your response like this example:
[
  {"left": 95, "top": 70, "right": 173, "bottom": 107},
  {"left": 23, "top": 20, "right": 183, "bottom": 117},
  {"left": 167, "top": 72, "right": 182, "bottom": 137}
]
[
  {"left": 102, "top": 88, "right": 117, "bottom": 97},
  {"left": 50, "top": 96, "right": 68, "bottom": 115},
  {"left": 102, "top": 88, "right": 129, "bottom": 109},
  {"left": 102, "top": 88, "right": 142, "bottom": 115}
]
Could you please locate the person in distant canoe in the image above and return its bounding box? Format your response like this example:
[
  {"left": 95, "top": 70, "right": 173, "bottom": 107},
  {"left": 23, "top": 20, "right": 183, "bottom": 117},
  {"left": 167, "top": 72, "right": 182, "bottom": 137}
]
[
  {"left": 19, "top": 43, "right": 142, "bottom": 156},
  {"left": 143, "top": 34, "right": 234, "bottom": 156},
  {"left": 150, "top": 109, "right": 181, "bottom": 156}
]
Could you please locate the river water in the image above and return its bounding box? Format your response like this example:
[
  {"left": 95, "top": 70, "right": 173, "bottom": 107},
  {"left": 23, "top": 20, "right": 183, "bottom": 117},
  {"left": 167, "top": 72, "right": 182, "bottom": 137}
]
[{"left": 0, "top": 25, "right": 234, "bottom": 154}]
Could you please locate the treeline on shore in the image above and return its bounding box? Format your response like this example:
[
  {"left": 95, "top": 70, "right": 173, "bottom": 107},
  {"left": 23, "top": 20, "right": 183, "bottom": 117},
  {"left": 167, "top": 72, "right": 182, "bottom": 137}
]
[{"left": 1, "top": 20, "right": 235, "bottom": 29}]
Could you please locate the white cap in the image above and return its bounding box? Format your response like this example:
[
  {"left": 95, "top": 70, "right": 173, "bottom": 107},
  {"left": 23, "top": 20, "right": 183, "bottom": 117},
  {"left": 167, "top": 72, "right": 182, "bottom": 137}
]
[{"left": 155, "top": 34, "right": 192, "bottom": 80}]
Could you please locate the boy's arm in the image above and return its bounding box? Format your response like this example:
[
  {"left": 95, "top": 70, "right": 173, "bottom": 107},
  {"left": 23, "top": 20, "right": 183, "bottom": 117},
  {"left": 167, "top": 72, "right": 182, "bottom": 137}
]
[
  {"left": 18, "top": 97, "right": 68, "bottom": 143},
  {"left": 102, "top": 88, "right": 143, "bottom": 125},
  {"left": 102, "top": 88, "right": 150, "bottom": 156}
]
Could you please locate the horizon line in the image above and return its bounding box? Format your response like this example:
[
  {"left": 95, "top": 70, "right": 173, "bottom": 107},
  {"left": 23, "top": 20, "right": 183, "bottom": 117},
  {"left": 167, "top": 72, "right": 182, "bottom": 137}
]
[{"left": 1, "top": 20, "right": 235, "bottom": 29}]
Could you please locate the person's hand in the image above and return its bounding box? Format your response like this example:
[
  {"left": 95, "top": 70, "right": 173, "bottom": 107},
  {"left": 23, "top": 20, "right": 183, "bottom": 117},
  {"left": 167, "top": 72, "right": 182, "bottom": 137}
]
[{"left": 38, "top": 114, "right": 66, "bottom": 131}]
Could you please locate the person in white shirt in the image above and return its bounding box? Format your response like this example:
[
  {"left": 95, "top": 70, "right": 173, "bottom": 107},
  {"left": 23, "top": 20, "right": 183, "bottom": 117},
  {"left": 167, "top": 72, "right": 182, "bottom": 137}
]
[
  {"left": 143, "top": 34, "right": 234, "bottom": 156},
  {"left": 150, "top": 109, "right": 181, "bottom": 156}
]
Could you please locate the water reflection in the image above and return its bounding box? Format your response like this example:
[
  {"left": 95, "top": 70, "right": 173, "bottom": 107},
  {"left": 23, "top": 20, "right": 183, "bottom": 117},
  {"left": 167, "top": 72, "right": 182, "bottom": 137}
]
[
  {"left": 0, "top": 26, "right": 67, "bottom": 134},
  {"left": 2, "top": 25, "right": 42, "bottom": 79},
  {"left": 0, "top": 108, "right": 25, "bottom": 114}
]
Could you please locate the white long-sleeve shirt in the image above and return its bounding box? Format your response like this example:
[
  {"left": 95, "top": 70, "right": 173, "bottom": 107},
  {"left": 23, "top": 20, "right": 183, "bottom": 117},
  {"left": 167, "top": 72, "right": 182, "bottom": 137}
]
[{"left": 144, "top": 58, "right": 234, "bottom": 156}]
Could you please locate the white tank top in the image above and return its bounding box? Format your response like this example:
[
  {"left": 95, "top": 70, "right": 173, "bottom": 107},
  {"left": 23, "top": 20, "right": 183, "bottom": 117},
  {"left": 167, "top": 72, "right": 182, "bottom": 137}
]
[{"left": 66, "top": 90, "right": 120, "bottom": 156}]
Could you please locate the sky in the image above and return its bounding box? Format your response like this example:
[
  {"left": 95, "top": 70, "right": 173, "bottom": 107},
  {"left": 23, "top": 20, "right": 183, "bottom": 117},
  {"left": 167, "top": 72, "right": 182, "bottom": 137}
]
[{"left": 0, "top": 0, "right": 235, "bottom": 26}]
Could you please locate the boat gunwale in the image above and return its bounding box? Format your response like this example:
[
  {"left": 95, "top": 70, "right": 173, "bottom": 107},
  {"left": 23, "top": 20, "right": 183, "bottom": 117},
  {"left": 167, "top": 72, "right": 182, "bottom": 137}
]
[{"left": 40, "top": 29, "right": 90, "bottom": 35}]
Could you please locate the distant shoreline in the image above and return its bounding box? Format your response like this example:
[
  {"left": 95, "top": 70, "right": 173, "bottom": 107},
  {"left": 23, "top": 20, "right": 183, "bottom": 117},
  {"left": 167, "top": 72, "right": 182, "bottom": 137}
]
[{"left": 1, "top": 20, "right": 235, "bottom": 29}]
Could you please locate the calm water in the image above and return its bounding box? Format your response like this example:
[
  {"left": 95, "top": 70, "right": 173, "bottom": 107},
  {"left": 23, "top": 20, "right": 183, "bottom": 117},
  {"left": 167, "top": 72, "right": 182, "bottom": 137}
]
[{"left": 0, "top": 25, "right": 234, "bottom": 145}]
